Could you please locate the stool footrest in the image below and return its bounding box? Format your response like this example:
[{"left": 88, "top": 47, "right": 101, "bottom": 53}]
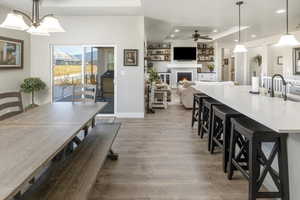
[
  {"left": 256, "top": 192, "right": 282, "bottom": 199},
  {"left": 232, "top": 160, "right": 250, "bottom": 180}
]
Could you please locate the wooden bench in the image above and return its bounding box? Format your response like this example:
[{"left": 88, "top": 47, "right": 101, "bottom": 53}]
[{"left": 21, "top": 122, "right": 121, "bottom": 200}]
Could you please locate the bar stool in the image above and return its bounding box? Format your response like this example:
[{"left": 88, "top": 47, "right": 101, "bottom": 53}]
[
  {"left": 210, "top": 105, "right": 243, "bottom": 172},
  {"left": 227, "top": 116, "right": 289, "bottom": 200},
  {"left": 199, "top": 98, "right": 222, "bottom": 151},
  {"left": 191, "top": 93, "right": 210, "bottom": 135}
]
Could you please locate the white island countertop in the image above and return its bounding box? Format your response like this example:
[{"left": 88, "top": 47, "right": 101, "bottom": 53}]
[{"left": 193, "top": 84, "right": 300, "bottom": 134}]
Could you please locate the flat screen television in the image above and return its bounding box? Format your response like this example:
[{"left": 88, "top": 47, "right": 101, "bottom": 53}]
[{"left": 173, "top": 47, "right": 196, "bottom": 61}]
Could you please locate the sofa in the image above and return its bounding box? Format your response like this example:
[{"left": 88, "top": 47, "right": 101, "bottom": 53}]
[
  {"left": 177, "top": 81, "right": 197, "bottom": 109},
  {"left": 178, "top": 81, "right": 234, "bottom": 109}
]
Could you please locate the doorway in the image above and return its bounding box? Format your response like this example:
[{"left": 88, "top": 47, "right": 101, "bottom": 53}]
[
  {"left": 221, "top": 48, "right": 235, "bottom": 81},
  {"left": 52, "top": 45, "right": 116, "bottom": 115}
]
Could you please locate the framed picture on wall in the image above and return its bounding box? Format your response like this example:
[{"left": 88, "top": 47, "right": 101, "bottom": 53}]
[
  {"left": 294, "top": 48, "right": 300, "bottom": 75},
  {"left": 0, "top": 36, "right": 24, "bottom": 69},
  {"left": 277, "top": 56, "right": 283, "bottom": 65},
  {"left": 124, "top": 49, "right": 138, "bottom": 66}
]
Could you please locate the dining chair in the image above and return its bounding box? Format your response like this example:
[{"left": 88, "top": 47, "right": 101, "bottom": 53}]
[
  {"left": 0, "top": 92, "right": 23, "bottom": 121},
  {"left": 72, "top": 84, "right": 97, "bottom": 103}
]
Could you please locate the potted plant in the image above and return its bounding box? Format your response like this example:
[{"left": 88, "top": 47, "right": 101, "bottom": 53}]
[
  {"left": 148, "top": 68, "right": 160, "bottom": 84},
  {"left": 207, "top": 64, "right": 215, "bottom": 72},
  {"left": 254, "top": 55, "right": 262, "bottom": 66},
  {"left": 20, "top": 77, "right": 46, "bottom": 110}
]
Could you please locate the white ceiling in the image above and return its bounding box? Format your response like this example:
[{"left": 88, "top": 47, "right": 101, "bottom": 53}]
[{"left": 1, "top": 0, "right": 300, "bottom": 43}]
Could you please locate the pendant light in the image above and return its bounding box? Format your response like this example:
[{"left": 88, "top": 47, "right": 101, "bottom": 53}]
[
  {"left": 234, "top": 1, "right": 248, "bottom": 53},
  {"left": 275, "top": 0, "right": 299, "bottom": 46},
  {"left": 0, "top": 0, "right": 65, "bottom": 36}
]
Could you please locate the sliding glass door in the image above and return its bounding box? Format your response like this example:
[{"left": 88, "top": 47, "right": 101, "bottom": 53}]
[
  {"left": 52, "top": 46, "right": 83, "bottom": 102},
  {"left": 52, "top": 45, "right": 115, "bottom": 114}
]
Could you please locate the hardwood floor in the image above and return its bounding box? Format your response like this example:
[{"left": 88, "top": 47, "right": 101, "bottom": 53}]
[{"left": 88, "top": 104, "right": 261, "bottom": 200}]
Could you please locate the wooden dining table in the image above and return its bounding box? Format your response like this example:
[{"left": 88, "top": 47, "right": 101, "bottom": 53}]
[{"left": 0, "top": 102, "right": 106, "bottom": 200}]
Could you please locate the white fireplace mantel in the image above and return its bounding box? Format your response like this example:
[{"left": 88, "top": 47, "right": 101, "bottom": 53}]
[{"left": 167, "top": 63, "right": 202, "bottom": 69}]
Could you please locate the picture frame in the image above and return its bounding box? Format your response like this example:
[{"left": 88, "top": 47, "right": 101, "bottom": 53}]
[
  {"left": 293, "top": 48, "right": 300, "bottom": 75},
  {"left": 277, "top": 56, "right": 283, "bottom": 65},
  {"left": 223, "top": 58, "right": 229, "bottom": 65},
  {"left": 0, "top": 36, "right": 24, "bottom": 69},
  {"left": 124, "top": 49, "right": 138, "bottom": 66}
]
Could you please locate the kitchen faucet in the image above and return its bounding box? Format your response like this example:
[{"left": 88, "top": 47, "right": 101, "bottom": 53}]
[{"left": 271, "top": 74, "right": 287, "bottom": 101}]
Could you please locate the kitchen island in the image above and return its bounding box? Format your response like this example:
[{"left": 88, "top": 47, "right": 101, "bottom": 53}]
[{"left": 192, "top": 84, "right": 300, "bottom": 200}]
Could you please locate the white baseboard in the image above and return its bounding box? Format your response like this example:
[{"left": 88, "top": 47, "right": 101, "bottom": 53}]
[{"left": 116, "top": 112, "right": 144, "bottom": 118}]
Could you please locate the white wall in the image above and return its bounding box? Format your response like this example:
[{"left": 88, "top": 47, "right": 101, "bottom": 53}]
[
  {"left": 268, "top": 45, "right": 286, "bottom": 75},
  {"left": 0, "top": 8, "right": 31, "bottom": 106},
  {"left": 30, "top": 16, "right": 145, "bottom": 117},
  {"left": 214, "top": 42, "right": 222, "bottom": 81},
  {"left": 234, "top": 53, "right": 246, "bottom": 84}
]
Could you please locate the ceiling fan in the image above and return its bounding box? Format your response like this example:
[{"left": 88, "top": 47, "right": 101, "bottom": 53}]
[{"left": 192, "top": 30, "right": 212, "bottom": 41}]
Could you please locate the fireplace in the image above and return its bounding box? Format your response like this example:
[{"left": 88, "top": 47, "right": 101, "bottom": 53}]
[{"left": 177, "top": 72, "right": 192, "bottom": 82}]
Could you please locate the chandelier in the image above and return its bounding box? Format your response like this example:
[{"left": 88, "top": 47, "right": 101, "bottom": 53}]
[{"left": 0, "top": 0, "right": 65, "bottom": 36}]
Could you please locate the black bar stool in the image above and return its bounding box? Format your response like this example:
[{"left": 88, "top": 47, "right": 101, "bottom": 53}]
[
  {"left": 227, "top": 116, "right": 289, "bottom": 200},
  {"left": 210, "top": 105, "right": 243, "bottom": 172},
  {"left": 199, "top": 98, "right": 222, "bottom": 151},
  {"left": 191, "top": 93, "right": 210, "bottom": 135}
]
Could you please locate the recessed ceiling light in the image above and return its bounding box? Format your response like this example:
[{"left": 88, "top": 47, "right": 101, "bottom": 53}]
[
  {"left": 276, "top": 9, "right": 286, "bottom": 14},
  {"left": 213, "top": 29, "right": 218, "bottom": 33},
  {"left": 174, "top": 29, "right": 180, "bottom": 33},
  {"left": 170, "top": 34, "right": 175, "bottom": 38},
  {"left": 251, "top": 34, "right": 256, "bottom": 38}
]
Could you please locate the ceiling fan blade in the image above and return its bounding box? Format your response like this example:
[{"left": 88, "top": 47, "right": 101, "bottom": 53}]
[{"left": 198, "top": 36, "right": 213, "bottom": 40}]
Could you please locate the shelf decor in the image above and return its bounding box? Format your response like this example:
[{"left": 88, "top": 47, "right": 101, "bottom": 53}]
[
  {"left": 124, "top": 49, "right": 138, "bottom": 66},
  {"left": 254, "top": 55, "right": 262, "bottom": 66},
  {"left": 147, "top": 43, "right": 171, "bottom": 62},
  {"left": 197, "top": 43, "right": 214, "bottom": 63},
  {"left": 0, "top": 36, "right": 23, "bottom": 69}
]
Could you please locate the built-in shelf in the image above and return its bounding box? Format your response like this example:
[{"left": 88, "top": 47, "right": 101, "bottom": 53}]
[
  {"left": 147, "top": 43, "right": 171, "bottom": 62},
  {"left": 148, "top": 48, "right": 171, "bottom": 50},
  {"left": 197, "top": 43, "right": 214, "bottom": 64}
]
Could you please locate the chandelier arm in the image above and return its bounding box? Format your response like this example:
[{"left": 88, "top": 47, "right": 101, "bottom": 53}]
[
  {"left": 40, "top": 14, "right": 54, "bottom": 22},
  {"left": 13, "top": 10, "right": 33, "bottom": 23}
]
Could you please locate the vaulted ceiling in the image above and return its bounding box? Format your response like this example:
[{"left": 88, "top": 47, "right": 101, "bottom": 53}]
[{"left": 1, "top": 0, "right": 300, "bottom": 43}]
